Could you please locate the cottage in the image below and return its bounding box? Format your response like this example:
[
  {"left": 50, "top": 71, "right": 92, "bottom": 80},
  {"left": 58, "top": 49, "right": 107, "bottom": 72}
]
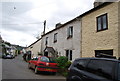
[
  {"left": 41, "top": 18, "right": 81, "bottom": 61},
  {"left": 26, "top": 38, "right": 42, "bottom": 58},
  {"left": 81, "top": 2, "right": 120, "bottom": 58}
]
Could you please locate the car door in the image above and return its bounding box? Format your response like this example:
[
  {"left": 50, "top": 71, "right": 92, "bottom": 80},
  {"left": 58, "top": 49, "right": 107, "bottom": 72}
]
[
  {"left": 85, "top": 59, "right": 115, "bottom": 81},
  {"left": 117, "top": 62, "right": 120, "bottom": 81},
  {"left": 69, "top": 59, "right": 92, "bottom": 81},
  {"left": 32, "top": 57, "right": 38, "bottom": 69}
]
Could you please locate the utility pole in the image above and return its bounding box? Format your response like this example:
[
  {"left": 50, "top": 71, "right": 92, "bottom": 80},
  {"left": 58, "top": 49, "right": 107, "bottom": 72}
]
[{"left": 43, "top": 20, "right": 46, "bottom": 35}]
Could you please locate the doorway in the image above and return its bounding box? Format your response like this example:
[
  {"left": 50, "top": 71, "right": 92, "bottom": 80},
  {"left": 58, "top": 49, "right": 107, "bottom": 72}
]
[{"left": 44, "top": 52, "right": 48, "bottom": 57}]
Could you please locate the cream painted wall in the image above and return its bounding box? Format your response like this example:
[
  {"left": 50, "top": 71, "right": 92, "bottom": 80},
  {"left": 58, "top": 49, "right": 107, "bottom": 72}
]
[
  {"left": 26, "top": 39, "right": 42, "bottom": 57},
  {"left": 41, "top": 19, "right": 81, "bottom": 61}
]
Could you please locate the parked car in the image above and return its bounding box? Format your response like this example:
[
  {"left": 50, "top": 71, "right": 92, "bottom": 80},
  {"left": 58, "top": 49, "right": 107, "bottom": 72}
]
[
  {"left": 0, "top": 53, "right": 2, "bottom": 58},
  {"left": 3, "top": 54, "right": 14, "bottom": 59},
  {"left": 67, "top": 57, "right": 120, "bottom": 81},
  {"left": 2, "top": 54, "right": 6, "bottom": 59},
  {"left": 28, "top": 56, "right": 58, "bottom": 74}
]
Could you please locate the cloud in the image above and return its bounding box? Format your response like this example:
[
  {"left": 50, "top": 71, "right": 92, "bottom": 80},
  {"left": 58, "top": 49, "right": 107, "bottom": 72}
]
[
  {"left": 1, "top": 0, "right": 95, "bottom": 46},
  {"left": 1, "top": 29, "right": 37, "bottom": 46},
  {"left": 2, "top": 2, "right": 33, "bottom": 16}
]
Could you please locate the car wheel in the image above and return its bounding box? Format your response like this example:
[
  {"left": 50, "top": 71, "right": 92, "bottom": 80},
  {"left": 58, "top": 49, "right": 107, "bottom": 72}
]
[
  {"left": 28, "top": 63, "right": 31, "bottom": 69},
  {"left": 35, "top": 66, "right": 39, "bottom": 74}
]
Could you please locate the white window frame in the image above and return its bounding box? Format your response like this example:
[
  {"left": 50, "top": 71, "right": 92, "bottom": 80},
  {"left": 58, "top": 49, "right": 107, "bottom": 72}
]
[
  {"left": 67, "top": 26, "right": 73, "bottom": 38},
  {"left": 66, "top": 50, "right": 72, "bottom": 60},
  {"left": 54, "top": 33, "right": 57, "bottom": 43},
  {"left": 45, "top": 37, "right": 48, "bottom": 45}
]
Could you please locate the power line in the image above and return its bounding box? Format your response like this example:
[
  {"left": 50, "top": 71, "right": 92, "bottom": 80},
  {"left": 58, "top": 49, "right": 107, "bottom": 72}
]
[{"left": 0, "top": 22, "right": 44, "bottom": 25}]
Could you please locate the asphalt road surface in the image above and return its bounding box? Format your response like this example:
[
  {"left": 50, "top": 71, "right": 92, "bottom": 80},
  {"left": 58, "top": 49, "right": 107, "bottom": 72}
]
[{"left": 2, "top": 54, "right": 66, "bottom": 81}]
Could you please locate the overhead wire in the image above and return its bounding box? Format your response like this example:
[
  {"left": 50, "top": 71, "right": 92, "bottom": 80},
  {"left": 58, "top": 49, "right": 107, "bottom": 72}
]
[{"left": 0, "top": 22, "right": 44, "bottom": 25}]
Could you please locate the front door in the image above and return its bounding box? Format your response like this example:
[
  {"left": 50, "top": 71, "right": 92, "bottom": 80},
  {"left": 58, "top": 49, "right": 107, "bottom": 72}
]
[{"left": 44, "top": 52, "right": 48, "bottom": 57}]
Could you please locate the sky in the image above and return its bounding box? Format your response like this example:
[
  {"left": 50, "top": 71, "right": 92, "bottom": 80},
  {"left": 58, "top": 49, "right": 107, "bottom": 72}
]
[{"left": 0, "top": 0, "right": 95, "bottom": 47}]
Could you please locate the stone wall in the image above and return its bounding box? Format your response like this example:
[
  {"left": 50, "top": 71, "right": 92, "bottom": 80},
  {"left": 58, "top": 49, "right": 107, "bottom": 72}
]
[{"left": 81, "top": 2, "right": 119, "bottom": 58}]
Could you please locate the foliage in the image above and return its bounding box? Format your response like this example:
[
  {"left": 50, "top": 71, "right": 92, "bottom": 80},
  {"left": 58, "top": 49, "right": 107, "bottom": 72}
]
[
  {"left": 62, "top": 72, "right": 68, "bottom": 77},
  {"left": 56, "top": 56, "right": 68, "bottom": 68},
  {"left": 56, "top": 56, "right": 71, "bottom": 77}
]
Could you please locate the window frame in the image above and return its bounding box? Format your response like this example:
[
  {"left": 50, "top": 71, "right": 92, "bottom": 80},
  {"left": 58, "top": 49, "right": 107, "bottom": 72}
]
[
  {"left": 45, "top": 37, "right": 48, "bottom": 45},
  {"left": 67, "top": 26, "right": 73, "bottom": 39},
  {"left": 96, "top": 13, "right": 108, "bottom": 32},
  {"left": 66, "top": 50, "right": 72, "bottom": 60},
  {"left": 54, "top": 33, "right": 57, "bottom": 43}
]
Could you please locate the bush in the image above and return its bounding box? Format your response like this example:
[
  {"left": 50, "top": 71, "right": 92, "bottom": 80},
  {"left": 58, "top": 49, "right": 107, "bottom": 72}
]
[
  {"left": 56, "top": 56, "right": 71, "bottom": 77},
  {"left": 56, "top": 56, "right": 68, "bottom": 68}
]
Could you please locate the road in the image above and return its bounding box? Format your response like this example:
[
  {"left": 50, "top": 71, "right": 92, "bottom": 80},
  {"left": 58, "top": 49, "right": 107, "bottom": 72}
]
[{"left": 2, "top": 54, "right": 66, "bottom": 81}]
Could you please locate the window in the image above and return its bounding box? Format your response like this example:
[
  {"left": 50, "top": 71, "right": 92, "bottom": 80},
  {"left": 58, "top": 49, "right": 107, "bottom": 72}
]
[
  {"left": 75, "top": 59, "right": 89, "bottom": 70},
  {"left": 40, "top": 57, "right": 49, "bottom": 62},
  {"left": 97, "top": 13, "right": 108, "bottom": 32},
  {"left": 87, "top": 60, "right": 115, "bottom": 79},
  {"left": 67, "top": 26, "right": 73, "bottom": 39},
  {"left": 45, "top": 37, "right": 48, "bottom": 45},
  {"left": 66, "top": 50, "right": 72, "bottom": 60},
  {"left": 54, "top": 33, "right": 57, "bottom": 43},
  {"left": 95, "top": 50, "right": 114, "bottom": 58}
]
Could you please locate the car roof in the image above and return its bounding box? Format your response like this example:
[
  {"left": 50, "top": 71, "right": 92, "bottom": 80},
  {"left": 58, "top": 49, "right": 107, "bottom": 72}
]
[{"left": 76, "top": 57, "right": 120, "bottom": 62}]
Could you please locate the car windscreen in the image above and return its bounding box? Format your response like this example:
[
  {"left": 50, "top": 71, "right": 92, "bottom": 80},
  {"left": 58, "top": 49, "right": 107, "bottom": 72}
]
[
  {"left": 49, "top": 57, "right": 56, "bottom": 63},
  {"left": 40, "top": 57, "right": 56, "bottom": 63},
  {"left": 118, "top": 62, "right": 120, "bottom": 80},
  {"left": 40, "top": 57, "right": 49, "bottom": 62}
]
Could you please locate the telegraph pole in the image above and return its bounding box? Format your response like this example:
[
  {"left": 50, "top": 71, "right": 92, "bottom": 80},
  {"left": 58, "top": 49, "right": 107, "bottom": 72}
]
[{"left": 43, "top": 20, "right": 46, "bottom": 35}]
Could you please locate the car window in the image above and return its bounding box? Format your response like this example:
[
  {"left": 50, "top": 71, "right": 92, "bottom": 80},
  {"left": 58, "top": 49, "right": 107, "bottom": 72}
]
[
  {"left": 49, "top": 57, "right": 56, "bottom": 63},
  {"left": 40, "top": 57, "right": 49, "bottom": 62},
  {"left": 75, "top": 59, "right": 89, "bottom": 70},
  {"left": 87, "top": 59, "right": 115, "bottom": 79},
  {"left": 118, "top": 63, "right": 120, "bottom": 80}
]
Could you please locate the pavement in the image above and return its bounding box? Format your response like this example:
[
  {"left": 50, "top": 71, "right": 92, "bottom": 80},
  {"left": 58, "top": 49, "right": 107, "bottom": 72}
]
[{"left": 2, "top": 54, "right": 66, "bottom": 81}]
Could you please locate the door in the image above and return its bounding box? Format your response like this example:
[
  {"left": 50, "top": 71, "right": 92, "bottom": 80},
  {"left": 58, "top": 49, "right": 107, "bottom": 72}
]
[{"left": 44, "top": 52, "right": 48, "bottom": 57}]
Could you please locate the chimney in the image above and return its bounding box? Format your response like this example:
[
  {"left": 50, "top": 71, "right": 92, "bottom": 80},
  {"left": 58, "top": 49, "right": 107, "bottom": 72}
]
[
  {"left": 94, "top": 2, "right": 104, "bottom": 7},
  {"left": 55, "top": 23, "right": 62, "bottom": 28},
  {"left": 43, "top": 20, "right": 46, "bottom": 35},
  {"left": 94, "top": 0, "right": 107, "bottom": 7}
]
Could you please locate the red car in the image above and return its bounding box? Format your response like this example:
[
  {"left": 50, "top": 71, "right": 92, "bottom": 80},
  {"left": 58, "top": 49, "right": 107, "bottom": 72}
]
[{"left": 28, "top": 56, "right": 58, "bottom": 74}]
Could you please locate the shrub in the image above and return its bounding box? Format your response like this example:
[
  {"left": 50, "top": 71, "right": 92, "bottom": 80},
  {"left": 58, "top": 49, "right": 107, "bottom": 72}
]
[
  {"left": 56, "top": 56, "right": 68, "bottom": 68},
  {"left": 56, "top": 56, "right": 71, "bottom": 77}
]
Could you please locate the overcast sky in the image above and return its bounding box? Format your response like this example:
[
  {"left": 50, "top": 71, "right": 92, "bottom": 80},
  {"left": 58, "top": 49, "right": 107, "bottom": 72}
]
[{"left": 0, "top": 0, "right": 95, "bottom": 47}]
